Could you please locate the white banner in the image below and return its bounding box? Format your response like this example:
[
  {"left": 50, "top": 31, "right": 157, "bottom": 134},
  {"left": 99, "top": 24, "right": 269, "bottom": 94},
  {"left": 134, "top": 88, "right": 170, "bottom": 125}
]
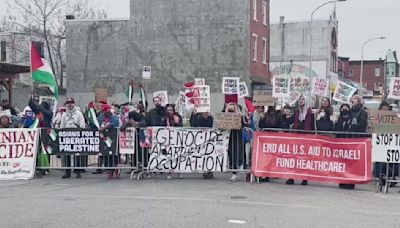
[
  {"left": 312, "top": 78, "right": 329, "bottom": 97},
  {"left": 239, "top": 82, "right": 249, "bottom": 98},
  {"left": 147, "top": 127, "right": 230, "bottom": 172},
  {"left": 272, "top": 75, "right": 291, "bottom": 98},
  {"left": 388, "top": 78, "right": 400, "bottom": 100},
  {"left": 372, "top": 133, "right": 400, "bottom": 163},
  {"left": 153, "top": 91, "right": 169, "bottom": 107},
  {"left": 222, "top": 77, "right": 240, "bottom": 94},
  {"left": 332, "top": 81, "right": 357, "bottom": 104},
  {"left": 0, "top": 129, "right": 38, "bottom": 180},
  {"left": 119, "top": 128, "right": 136, "bottom": 154}
]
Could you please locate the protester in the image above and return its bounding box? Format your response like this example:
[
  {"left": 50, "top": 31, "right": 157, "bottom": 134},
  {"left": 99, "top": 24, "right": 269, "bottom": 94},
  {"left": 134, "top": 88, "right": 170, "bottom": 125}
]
[
  {"left": 287, "top": 95, "right": 313, "bottom": 185},
  {"left": 373, "top": 101, "right": 398, "bottom": 188},
  {"left": 281, "top": 104, "right": 294, "bottom": 130},
  {"left": 162, "top": 104, "right": 183, "bottom": 127},
  {"left": 98, "top": 104, "right": 120, "bottom": 179},
  {"left": 249, "top": 106, "right": 264, "bottom": 131},
  {"left": 20, "top": 106, "right": 36, "bottom": 128},
  {"left": 316, "top": 97, "right": 334, "bottom": 132},
  {"left": 111, "top": 103, "right": 123, "bottom": 127},
  {"left": 60, "top": 98, "right": 86, "bottom": 179},
  {"left": 351, "top": 94, "right": 368, "bottom": 133},
  {"left": 0, "top": 110, "right": 12, "bottom": 128},
  {"left": 259, "top": 106, "right": 281, "bottom": 130},
  {"left": 146, "top": 97, "right": 165, "bottom": 126},
  {"left": 224, "top": 103, "right": 246, "bottom": 182},
  {"left": 52, "top": 107, "right": 67, "bottom": 128},
  {"left": 333, "top": 103, "right": 358, "bottom": 189},
  {"left": 190, "top": 109, "right": 214, "bottom": 179},
  {"left": 29, "top": 95, "right": 53, "bottom": 128}
]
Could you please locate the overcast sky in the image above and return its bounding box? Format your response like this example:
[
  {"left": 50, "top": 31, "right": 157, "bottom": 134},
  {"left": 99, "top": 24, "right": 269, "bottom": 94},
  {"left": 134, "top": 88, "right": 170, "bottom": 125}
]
[{"left": 1, "top": 0, "right": 398, "bottom": 61}]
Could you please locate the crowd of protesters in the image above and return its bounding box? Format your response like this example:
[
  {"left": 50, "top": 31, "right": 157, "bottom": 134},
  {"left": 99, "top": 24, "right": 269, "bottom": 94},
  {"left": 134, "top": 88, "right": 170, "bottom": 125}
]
[{"left": 0, "top": 92, "right": 398, "bottom": 190}]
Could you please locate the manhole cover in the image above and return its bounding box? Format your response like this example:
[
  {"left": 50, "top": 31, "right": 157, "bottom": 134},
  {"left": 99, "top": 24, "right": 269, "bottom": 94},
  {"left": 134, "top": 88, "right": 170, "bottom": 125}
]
[{"left": 230, "top": 195, "right": 247, "bottom": 200}]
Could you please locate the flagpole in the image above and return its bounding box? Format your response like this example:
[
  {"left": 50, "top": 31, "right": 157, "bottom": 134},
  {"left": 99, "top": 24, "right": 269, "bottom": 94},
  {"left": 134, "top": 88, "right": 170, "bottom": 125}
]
[{"left": 29, "top": 42, "right": 34, "bottom": 96}]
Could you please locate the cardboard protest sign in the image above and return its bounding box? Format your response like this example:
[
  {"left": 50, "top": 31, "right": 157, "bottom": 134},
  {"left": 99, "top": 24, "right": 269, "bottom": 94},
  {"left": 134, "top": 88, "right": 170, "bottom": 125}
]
[
  {"left": 142, "top": 66, "right": 151, "bottom": 79},
  {"left": 252, "top": 131, "right": 372, "bottom": 184},
  {"left": 147, "top": 127, "right": 230, "bottom": 172},
  {"left": 239, "top": 82, "right": 249, "bottom": 98},
  {"left": 312, "top": 78, "right": 329, "bottom": 97},
  {"left": 194, "top": 78, "right": 205, "bottom": 86},
  {"left": 367, "top": 110, "right": 400, "bottom": 134},
  {"left": 95, "top": 88, "right": 108, "bottom": 103},
  {"left": 153, "top": 91, "right": 169, "bottom": 107},
  {"left": 213, "top": 113, "right": 242, "bottom": 130},
  {"left": 222, "top": 77, "right": 240, "bottom": 94},
  {"left": 372, "top": 134, "right": 400, "bottom": 163},
  {"left": 388, "top": 78, "right": 400, "bottom": 100},
  {"left": 272, "top": 75, "right": 290, "bottom": 98},
  {"left": 252, "top": 89, "right": 274, "bottom": 106},
  {"left": 332, "top": 81, "right": 357, "bottom": 104},
  {"left": 40, "top": 129, "right": 118, "bottom": 155},
  {"left": 0, "top": 129, "right": 39, "bottom": 180},
  {"left": 119, "top": 128, "right": 136, "bottom": 154}
]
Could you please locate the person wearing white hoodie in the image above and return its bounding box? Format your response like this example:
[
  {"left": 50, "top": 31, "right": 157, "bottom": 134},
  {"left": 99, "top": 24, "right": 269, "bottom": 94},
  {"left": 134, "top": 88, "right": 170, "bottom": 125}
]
[{"left": 60, "top": 98, "right": 86, "bottom": 179}]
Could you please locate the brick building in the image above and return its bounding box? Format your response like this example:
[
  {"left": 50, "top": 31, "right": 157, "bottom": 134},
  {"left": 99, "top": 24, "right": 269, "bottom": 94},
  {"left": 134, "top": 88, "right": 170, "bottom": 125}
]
[{"left": 66, "top": 0, "right": 270, "bottom": 110}]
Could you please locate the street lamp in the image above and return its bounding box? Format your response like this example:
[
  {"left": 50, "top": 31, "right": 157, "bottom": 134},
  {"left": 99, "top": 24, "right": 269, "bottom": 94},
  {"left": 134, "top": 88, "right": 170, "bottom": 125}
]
[
  {"left": 309, "top": 0, "right": 346, "bottom": 92},
  {"left": 360, "top": 36, "right": 386, "bottom": 91}
]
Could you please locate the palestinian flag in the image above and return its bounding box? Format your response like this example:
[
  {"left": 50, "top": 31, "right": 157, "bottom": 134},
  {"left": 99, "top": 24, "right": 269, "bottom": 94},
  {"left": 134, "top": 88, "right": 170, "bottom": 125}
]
[
  {"left": 104, "top": 136, "right": 113, "bottom": 148},
  {"left": 29, "top": 117, "right": 39, "bottom": 129},
  {"left": 30, "top": 42, "right": 59, "bottom": 99},
  {"left": 139, "top": 84, "right": 146, "bottom": 110},
  {"left": 86, "top": 102, "right": 100, "bottom": 129},
  {"left": 125, "top": 80, "right": 134, "bottom": 103},
  {"left": 47, "top": 128, "right": 57, "bottom": 141}
]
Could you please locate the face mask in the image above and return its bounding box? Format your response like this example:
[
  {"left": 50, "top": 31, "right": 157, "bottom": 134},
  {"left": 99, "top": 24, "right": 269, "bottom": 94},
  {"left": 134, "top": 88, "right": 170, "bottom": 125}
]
[{"left": 340, "top": 110, "right": 350, "bottom": 118}]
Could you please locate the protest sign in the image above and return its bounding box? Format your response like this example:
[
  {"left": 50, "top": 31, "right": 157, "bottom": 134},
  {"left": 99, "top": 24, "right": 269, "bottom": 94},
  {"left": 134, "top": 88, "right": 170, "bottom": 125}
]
[
  {"left": 272, "top": 75, "right": 290, "bottom": 98},
  {"left": 239, "top": 82, "right": 249, "bottom": 98},
  {"left": 142, "top": 66, "right": 151, "bottom": 79},
  {"left": 146, "top": 127, "right": 230, "bottom": 172},
  {"left": 222, "top": 77, "right": 240, "bottom": 94},
  {"left": 367, "top": 110, "right": 400, "bottom": 134},
  {"left": 175, "top": 91, "right": 186, "bottom": 116},
  {"left": 0, "top": 129, "right": 39, "bottom": 180},
  {"left": 40, "top": 128, "right": 118, "bottom": 155},
  {"left": 194, "top": 78, "right": 205, "bottom": 86},
  {"left": 95, "top": 88, "right": 108, "bottom": 103},
  {"left": 253, "top": 90, "right": 275, "bottom": 106},
  {"left": 388, "top": 78, "right": 400, "bottom": 100},
  {"left": 153, "top": 90, "right": 169, "bottom": 107},
  {"left": 252, "top": 131, "right": 371, "bottom": 184},
  {"left": 372, "top": 134, "right": 400, "bottom": 163},
  {"left": 332, "top": 81, "right": 357, "bottom": 104},
  {"left": 192, "top": 97, "right": 211, "bottom": 113},
  {"left": 188, "top": 85, "right": 211, "bottom": 113},
  {"left": 312, "top": 78, "right": 329, "bottom": 97},
  {"left": 119, "top": 128, "right": 136, "bottom": 154},
  {"left": 288, "top": 90, "right": 301, "bottom": 106},
  {"left": 213, "top": 113, "right": 242, "bottom": 130}
]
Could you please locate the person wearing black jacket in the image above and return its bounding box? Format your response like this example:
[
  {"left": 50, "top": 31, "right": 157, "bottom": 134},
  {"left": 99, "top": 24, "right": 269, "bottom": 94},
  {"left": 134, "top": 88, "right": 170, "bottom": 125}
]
[
  {"left": 316, "top": 97, "right": 334, "bottom": 132},
  {"left": 259, "top": 106, "right": 281, "bottom": 130},
  {"left": 190, "top": 110, "right": 214, "bottom": 179},
  {"left": 29, "top": 96, "right": 53, "bottom": 128},
  {"left": 146, "top": 97, "right": 165, "bottom": 126},
  {"left": 350, "top": 94, "right": 368, "bottom": 133},
  {"left": 334, "top": 103, "right": 358, "bottom": 189},
  {"left": 281, "top": 104, "right": 294, "bottom": 130}
]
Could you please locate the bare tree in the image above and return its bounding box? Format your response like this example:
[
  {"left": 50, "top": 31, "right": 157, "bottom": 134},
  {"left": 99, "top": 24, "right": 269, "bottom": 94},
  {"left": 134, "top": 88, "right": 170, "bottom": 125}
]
[{"left": 1, "top": 0, "right": 107, "bottom": 89}]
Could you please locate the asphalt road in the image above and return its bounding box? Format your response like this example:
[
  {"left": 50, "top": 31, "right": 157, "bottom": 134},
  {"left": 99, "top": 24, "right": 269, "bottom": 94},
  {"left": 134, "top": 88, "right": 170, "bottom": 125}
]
[{"left": 1, "top": 171, "right": 400, "bottom": 228}]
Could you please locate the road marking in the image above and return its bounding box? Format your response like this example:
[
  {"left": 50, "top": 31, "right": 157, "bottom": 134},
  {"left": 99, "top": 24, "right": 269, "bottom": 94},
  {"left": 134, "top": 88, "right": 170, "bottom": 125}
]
[{"left": 228, "top": 220, "right": 246, "bottom": 224}]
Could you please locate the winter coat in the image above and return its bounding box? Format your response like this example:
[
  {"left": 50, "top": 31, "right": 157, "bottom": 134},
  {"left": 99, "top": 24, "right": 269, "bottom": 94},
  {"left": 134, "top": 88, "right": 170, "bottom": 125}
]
[
  {"left": 162, "top": 114, "right": 183, "bottom": 127},
  {"left": 29, "top": 97, "right": 53, "bottom": 128},
  {"left": 259, "top": 112, "right": 281, "bottom": 130},
  {"left": 98, "top": 114, "right": 120, "bottom": 129},
  {"left": 281, "top": 115, "right": 294, "bottom": 130},
  {"left": 146, "top": 107, "right": 165, "bottom": 126},
  {"left": 293, "top": 107, "right": 314, "bottom": 131},
  {"left": 190, "top": 113, "right": 213, "bottom": 128},
  {"left": 351, "top": 104, "right": 368, "bottom": 133},
  {"left": 316, "top": 116, "right": 333, "bottom": 132},
  {"left": 60, "top": 107, "right": 86, "bottom": 129}
]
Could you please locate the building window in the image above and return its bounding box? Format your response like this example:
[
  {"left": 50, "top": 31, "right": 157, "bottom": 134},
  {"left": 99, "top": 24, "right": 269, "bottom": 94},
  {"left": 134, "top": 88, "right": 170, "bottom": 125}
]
[
  {"left": 262, "top": 1, "right": 267, "bottom": 25},
  {"left": 262, "top": 37, "right": 267, "bottom": 64},
  {"left": 349, "top": 68, "right": 353, "bottom": 77},
  {"left": 0, "top": 41, "right": 6, "bottom": 61},
  {"left": 374, "top": 68, "right": 380, "bottom": 77},
  {"left": 252, "top": 34, "right": 258, "bottom": 62},
  {"left": 253, "top": 0, "right": 257, "bottom": 21}
]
